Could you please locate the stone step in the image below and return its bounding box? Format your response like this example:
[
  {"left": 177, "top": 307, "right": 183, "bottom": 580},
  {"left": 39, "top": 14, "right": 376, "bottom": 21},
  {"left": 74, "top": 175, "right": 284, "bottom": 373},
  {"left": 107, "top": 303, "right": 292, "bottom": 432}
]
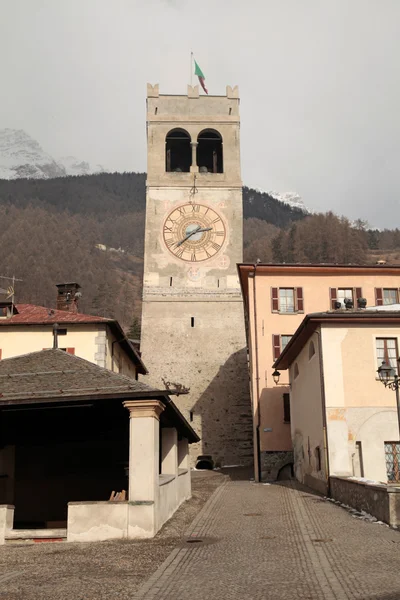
[{"left": 5, "top": 528, "right": 67, "bottom": 544}]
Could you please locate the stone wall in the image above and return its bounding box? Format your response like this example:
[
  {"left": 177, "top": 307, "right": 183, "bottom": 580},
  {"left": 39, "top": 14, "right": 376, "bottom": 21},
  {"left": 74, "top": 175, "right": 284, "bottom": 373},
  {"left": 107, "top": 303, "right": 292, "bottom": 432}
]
[
  {"left": 330, "top": 476, "right": 400, "bottom": 527},
  {"left": 260, "top": 450, "right": 293, "bottom": 482}
]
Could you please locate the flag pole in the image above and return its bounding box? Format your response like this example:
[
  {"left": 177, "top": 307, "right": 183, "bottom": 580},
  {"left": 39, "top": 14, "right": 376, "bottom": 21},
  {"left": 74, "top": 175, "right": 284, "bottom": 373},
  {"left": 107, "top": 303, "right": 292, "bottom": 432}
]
[{"left": 190, "top": 51, "right": 193, "bottom": 86}]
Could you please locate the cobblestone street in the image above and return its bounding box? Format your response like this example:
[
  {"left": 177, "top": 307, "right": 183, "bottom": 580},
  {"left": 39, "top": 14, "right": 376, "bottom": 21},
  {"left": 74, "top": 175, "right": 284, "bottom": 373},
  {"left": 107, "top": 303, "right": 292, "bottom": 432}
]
[
  {"left": 135, "top": 477, "right": 400, "bottom": 600},
  {"left": 0, "top": 473, "right": 399, "bottom": 599}
]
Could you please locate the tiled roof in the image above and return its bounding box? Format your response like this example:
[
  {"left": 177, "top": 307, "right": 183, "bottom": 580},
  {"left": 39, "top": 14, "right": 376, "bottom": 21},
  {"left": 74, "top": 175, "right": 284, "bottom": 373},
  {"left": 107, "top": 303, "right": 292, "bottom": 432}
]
[
  {"left": 0, "top": 304, "right": 111, "bottom": 325},
  {"left": 0, "top": 350, "right": 200, "bottom": 443},
  {"left": 0, "top": 349, "right": 154, "bottom": 402}
]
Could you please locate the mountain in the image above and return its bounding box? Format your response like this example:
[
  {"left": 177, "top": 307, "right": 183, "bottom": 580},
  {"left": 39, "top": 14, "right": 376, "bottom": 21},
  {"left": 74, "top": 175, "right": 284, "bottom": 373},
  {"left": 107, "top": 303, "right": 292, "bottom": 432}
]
[
  {"left": 0, "top": 173, "right": 398, "bottom": 330},
  {"left": 0, "top": 129, "right": 107, "bottom": 180},
  {"left": 58, "top": 156, "right": 105, "bottom": 177},
  {"left": 268, "top": 191, "right": 310, "bottom": 214},
  {"left": 0, "top": 129, "right": 66, "bottom": 180}
]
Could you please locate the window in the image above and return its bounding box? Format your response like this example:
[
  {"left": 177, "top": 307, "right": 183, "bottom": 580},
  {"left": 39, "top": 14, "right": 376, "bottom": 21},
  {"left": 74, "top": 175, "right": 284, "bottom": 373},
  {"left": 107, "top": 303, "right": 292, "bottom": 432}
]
[
  {"left": 272, "top": 334, "right": 293, "bottom": 360},
  {"left": 330, "top": 287, "right": 362, "bottom": 309},
  {"left": 376, "top": 338, "right": 398, "bottom": 375},
  {"left": 354, "top": 441, "right": 364, "bottom": 478},
  {"left": 271, "top": 287, "right": 304, "bottom": 313},
  {"left": 165, "top": 129, "right": 191, "bottom": 172},
  {"left": 309, "top": 341, "right": 315, "bottom": 359},
  {"left": 375, "top": 288, "right": 400, "bottom": 306},
  {"left": 384, "top": 289, "right": 399, "bottom": 305},
  {"left": 315, "top": 447, "right": 322, "bottom": 472},
  {"left": 283, "top": 393, "right": 290, "bottom": 423},
  {"left": 196, "top": 129, "right": 223, "bottom": 173},
  {"left": 279, "top": 288, "right": 295, "bottom": 313},
  {"left": 384, "top": 442, "right": 400, "bottom": 482},
  {"left": 337, "top": 288, "right": 354, "bottom": 304}
]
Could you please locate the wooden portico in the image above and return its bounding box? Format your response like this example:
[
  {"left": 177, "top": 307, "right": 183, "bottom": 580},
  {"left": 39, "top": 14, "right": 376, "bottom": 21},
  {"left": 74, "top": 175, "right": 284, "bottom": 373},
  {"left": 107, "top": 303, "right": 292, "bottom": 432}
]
[{"left": 0, "top": 350, "right": 198, "bottom": 543}]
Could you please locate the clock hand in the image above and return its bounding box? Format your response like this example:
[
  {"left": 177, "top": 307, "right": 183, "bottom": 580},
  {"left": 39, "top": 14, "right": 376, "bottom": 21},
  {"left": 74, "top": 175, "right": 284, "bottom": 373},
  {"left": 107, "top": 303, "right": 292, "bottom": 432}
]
[{"left": 175, "top": 225, "right": 202, "bottom": 247}]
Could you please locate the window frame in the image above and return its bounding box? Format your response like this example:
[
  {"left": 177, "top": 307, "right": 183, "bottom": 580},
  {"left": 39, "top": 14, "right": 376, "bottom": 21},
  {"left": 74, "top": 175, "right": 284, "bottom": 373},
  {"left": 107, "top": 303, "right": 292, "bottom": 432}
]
[
  {"left": 375, "top": 337, "right": 399, "bottom": 376},
  {"left": 384, "top": 442, "right": 400, "bottom": 483},
  {"left": 383, "top": 289, "right": 399, "bottom": 305}
]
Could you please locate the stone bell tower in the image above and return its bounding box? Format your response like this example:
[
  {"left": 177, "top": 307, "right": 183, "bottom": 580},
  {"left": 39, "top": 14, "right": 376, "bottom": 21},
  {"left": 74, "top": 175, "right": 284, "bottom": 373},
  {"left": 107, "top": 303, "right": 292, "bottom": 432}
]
[{"left": 140, "top": 83, "right": 253, "bottom": 468}]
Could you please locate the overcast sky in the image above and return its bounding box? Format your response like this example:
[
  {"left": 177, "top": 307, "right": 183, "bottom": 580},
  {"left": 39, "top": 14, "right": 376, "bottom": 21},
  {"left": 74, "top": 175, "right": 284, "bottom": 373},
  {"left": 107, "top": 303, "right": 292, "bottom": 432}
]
[{"left": 1, "top": 0, "right": 399, "bottom": 227}]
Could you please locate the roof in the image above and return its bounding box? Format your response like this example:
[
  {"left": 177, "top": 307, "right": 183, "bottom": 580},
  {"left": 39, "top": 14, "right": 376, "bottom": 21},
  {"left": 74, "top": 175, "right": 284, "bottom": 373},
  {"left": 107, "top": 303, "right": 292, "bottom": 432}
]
[
  {"left": 0, "top": 304, "right": 147, "bottom": 375},
  {"left": 273, "top": 309, "right": 400, "bottom": 370},
  {"left": 0, "top": 350, "right": 199, "bottom": 443},
  {"left": 0, "top": 304, "right": 110, "bottom": 325}
]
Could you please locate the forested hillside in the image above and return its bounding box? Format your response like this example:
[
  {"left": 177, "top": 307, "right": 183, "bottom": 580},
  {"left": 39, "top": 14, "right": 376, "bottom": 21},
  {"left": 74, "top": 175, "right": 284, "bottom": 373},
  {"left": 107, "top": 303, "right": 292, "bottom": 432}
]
[{"left": 0, "top": 173, "right": 399, "bottom": 330}]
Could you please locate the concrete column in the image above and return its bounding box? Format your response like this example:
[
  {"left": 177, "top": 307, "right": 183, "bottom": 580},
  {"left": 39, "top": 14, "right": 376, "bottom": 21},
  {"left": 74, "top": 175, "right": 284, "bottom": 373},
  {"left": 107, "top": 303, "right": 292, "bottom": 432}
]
[
  {"left": 161, "top": 428, "right": 178, "bottom": 476},
  {"left": 178, "top": 437, "right": 189, "bottom": 469},
  {"left": 0, "top": 505, "right": 14, "bottom": 545},
  {"left": 190, "top": 142, "right": 199, "bottom": 173},
  {"left": 124, "top": 400, "right": 165, "bottom": 502}
]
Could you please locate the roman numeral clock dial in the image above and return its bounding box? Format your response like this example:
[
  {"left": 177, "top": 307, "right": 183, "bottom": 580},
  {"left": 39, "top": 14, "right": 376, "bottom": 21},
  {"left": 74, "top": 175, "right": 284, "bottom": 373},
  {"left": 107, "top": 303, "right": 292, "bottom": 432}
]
[{"left": 163, "top": 204, "right": 226, "bottom": 262}]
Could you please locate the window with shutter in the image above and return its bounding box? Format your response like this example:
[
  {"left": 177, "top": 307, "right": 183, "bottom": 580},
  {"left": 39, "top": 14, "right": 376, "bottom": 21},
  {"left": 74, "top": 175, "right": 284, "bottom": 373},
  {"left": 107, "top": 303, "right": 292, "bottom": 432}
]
[
  {"left": 272, "top": 335, "right": 281, "bottom": 360},
  {"left": 329, "top": 288, "right": 337, "bottom": 309},
  {"left": 0, "top": 349, "right": 2, "bottom": 360},
  {"left": 296, "top": 287, "right": 304, "bottom": 312},
  {"left": 355, "top": 287, "right": 362, "bottom": 300},
  {"left": 375, "top": 288, "right": 383, "bottom": 306},
  {"left": 66, "top": 348, "right": 75, "bottom": 355},
  {"left": 271, "top": 288, "right": 279, "bottom": 312}
]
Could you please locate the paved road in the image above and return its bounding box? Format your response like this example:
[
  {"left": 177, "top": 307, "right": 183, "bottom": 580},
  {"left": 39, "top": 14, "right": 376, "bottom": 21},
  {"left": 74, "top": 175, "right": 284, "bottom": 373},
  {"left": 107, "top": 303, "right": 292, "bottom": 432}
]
[{"left": 134, "top": 479, "right": 400, "bottom": 600}]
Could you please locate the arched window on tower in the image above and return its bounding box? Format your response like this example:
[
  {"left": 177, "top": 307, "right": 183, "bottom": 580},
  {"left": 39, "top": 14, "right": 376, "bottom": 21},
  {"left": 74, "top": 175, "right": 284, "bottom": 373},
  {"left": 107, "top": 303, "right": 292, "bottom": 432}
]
[
  {"left": 196, "top": 129, "right": 223, "bottom": 173},
  {"left": 165, "top": 129, "right": 191, "bottom": 172}
]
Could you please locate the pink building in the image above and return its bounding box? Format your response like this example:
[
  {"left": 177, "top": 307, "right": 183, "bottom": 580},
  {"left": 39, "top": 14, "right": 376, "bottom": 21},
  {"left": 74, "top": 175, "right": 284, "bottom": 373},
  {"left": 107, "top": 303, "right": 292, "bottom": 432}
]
[{"left": 238, "top": 263, "right": 400, "bottom": 482}]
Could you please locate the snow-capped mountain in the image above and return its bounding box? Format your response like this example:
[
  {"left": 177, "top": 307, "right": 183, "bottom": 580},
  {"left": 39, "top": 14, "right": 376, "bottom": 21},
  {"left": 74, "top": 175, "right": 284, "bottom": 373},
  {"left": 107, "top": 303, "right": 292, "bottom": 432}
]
[
  {"left": 58, "top": 156, "right": 105, "bottom": 177},
  {"left": 0, "top": 129, "right": 66, "bottom": 180},
  {"left": 268, "top": 191, "right": 311, "bottom": 214},
  {"left": 0, "top": 129, "right": 107, "bottom": 180}
]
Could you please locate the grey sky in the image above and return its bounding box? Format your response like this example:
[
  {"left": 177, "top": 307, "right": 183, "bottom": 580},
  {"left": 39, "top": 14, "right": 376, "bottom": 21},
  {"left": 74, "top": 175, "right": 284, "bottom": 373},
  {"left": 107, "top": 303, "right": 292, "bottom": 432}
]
[{"left": 1, "top": 0, "right": 399, "bottom": 228}]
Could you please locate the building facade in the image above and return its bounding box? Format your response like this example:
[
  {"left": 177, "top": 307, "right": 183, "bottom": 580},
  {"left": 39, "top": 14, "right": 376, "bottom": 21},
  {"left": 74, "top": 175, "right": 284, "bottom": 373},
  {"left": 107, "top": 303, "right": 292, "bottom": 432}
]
[
  {"left": 0, "top": 284, "right": 146, "bottom": 378},
  {"left": 140, "top": 84, "right": 252, "bottom": 468},
  {"left": 238, "top": 263, "right": 400, "bottom": 481},
  {"left": 273, "top": 309, "right": 400, "bottom": 493}
]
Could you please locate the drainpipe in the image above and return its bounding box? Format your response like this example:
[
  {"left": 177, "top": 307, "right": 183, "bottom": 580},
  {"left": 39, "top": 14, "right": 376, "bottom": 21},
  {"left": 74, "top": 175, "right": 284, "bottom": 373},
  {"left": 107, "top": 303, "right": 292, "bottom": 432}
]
[
  {"left": 315, "top": 329, "right": 331, "bottom": 495},
  {"left": 52, "top": 323, "right": 59, "bottom": 349},
  {"left": 251, "top": 264, "right": 262, "bottom": 483}
]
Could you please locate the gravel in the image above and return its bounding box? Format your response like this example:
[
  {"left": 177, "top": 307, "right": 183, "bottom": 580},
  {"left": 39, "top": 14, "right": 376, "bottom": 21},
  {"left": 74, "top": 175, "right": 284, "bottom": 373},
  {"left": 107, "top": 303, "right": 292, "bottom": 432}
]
[{"left": 0, "top": 470, "right": 226, "bottom": 600}]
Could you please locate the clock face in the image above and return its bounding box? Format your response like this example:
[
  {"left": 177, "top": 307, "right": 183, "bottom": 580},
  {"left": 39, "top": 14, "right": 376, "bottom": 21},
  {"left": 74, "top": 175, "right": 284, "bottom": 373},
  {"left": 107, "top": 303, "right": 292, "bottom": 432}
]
[{"left": 163, "top": 203, "right": 226, "bottom": 262}]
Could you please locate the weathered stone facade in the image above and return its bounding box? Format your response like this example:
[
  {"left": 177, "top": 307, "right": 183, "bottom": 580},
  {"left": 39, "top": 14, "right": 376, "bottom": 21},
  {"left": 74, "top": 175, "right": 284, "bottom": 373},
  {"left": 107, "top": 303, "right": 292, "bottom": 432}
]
[{"left": 140, "top": 84, "right": 253, "bottom": 467}]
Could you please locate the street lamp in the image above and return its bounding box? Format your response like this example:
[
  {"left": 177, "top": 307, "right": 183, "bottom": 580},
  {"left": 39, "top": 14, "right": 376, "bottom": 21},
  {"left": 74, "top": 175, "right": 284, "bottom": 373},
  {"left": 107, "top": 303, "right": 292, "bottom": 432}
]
[
  {"left": 272, "top": 369, "right": 281, "bottom": 385},
  {"left": 377, "top": 359, "right": 400, "bottom": 437}
]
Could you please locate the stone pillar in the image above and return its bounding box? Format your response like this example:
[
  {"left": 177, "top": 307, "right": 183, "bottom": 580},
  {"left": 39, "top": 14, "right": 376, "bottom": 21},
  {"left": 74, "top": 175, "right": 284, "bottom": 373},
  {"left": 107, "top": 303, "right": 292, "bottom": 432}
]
[
  {"left": 0, "top": 505, "right": 14, "bottom": 545},
  {"left": 124, "top": 400, "right": 165, "bottom": 538},
  {"left": 178, "top": 437, "right": 189, "bottom": 470},
  {"left": 161, "top": 428, "right": 178, "bottom": 476},
  {"left": 124, "top": 400, "right": 165, "bottom": 503},
  {"left": 190, "top": 142, "right": 199, "bottom": 173}
]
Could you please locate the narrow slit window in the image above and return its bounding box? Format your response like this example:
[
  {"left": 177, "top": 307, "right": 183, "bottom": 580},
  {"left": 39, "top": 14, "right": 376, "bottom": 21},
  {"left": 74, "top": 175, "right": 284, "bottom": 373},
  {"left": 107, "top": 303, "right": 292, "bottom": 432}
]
[
  {"left": 189, "top": 411, "right": 194, "bottom": 422},
  {"left": 169, "top": 277, "right": 173, "bottom": 287},
  {"left": 155, "top": 107, "right": 158, "bottom": 114},
  {"left": 191, "top": 317, "right": 195, "bottom": 327}
]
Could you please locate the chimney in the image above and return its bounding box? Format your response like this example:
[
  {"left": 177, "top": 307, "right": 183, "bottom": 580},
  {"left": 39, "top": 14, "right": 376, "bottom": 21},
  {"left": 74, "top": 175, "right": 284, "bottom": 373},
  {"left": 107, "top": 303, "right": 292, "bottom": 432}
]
[{"left": 56, "top": 283, "right": 81, "bottom": 313}]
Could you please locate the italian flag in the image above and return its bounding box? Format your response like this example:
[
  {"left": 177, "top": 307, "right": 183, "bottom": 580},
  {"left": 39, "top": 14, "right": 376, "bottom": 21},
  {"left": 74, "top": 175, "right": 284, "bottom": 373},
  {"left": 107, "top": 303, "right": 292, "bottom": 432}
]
[{"left": 194, "top": 60, "right": 208, "bottom": 95}]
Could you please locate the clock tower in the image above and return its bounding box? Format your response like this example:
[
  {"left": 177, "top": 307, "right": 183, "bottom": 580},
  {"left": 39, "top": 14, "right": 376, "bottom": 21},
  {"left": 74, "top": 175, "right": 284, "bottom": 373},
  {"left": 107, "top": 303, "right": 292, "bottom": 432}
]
[{"left": 140, "top": 83, "right": 253, "bottom": 468}]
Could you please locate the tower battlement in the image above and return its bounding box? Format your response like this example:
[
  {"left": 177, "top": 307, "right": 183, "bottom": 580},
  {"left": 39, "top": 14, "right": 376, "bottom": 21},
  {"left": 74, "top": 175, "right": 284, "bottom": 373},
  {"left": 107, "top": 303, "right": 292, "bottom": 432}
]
[{"left": 146, "top": 84, "right": 240, "bottom": 122}]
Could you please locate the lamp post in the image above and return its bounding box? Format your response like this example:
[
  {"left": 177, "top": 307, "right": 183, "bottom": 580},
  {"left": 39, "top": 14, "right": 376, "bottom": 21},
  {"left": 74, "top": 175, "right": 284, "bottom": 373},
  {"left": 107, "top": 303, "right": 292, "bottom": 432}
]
[{"left": 377, "top": 359, "right": 400, "bottom": 437}]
